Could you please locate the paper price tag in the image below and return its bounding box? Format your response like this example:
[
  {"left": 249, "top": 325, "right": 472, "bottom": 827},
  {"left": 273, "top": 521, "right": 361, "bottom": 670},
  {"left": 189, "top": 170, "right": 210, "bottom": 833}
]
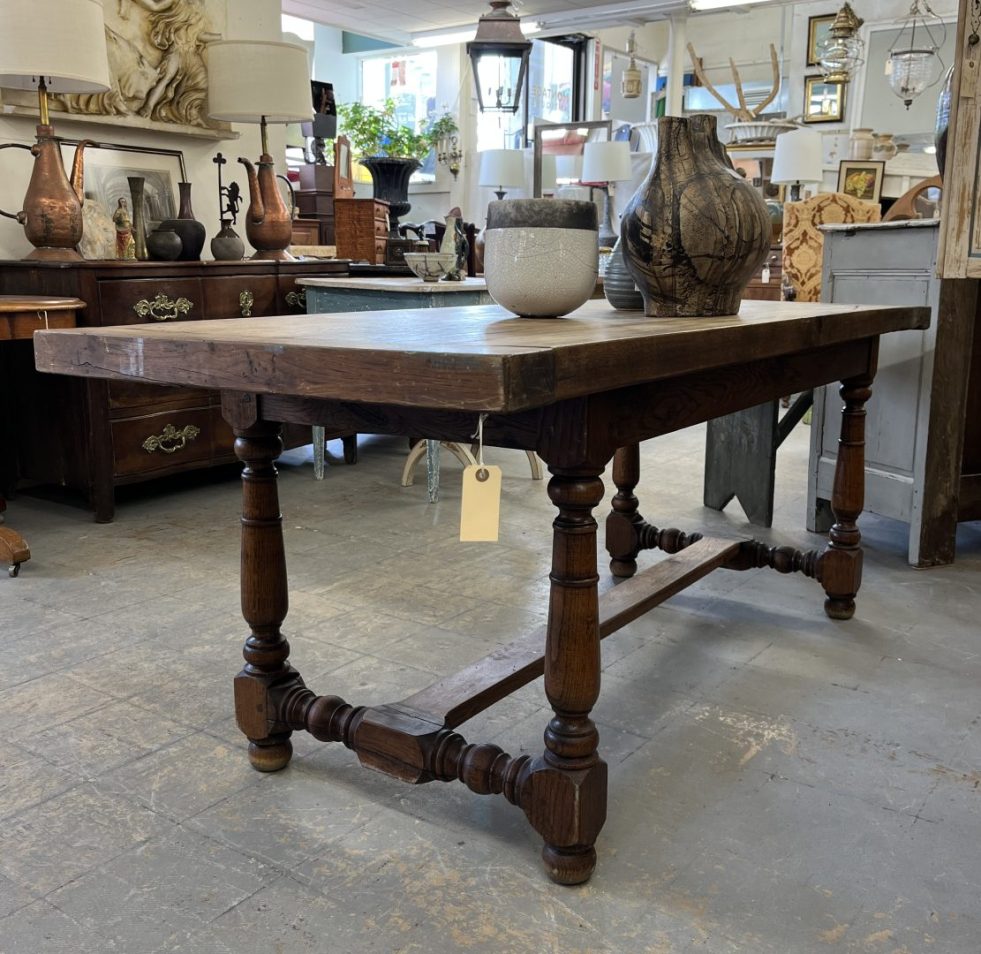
[
  {"left": 460, "top": 464, "right": 502, "bottom": 542},
  {"left": 761, "top": 265, "right": 771, "bottom": 284}
]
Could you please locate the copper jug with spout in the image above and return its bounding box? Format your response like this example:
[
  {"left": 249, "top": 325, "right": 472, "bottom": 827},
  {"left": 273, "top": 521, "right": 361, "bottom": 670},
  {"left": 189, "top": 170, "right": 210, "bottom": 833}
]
[
  {"left": 238, "top": 154, "right": 296, "bottom": 260},
  {"left": 0, "top": 126, "right": 92, "bottom": 260}
]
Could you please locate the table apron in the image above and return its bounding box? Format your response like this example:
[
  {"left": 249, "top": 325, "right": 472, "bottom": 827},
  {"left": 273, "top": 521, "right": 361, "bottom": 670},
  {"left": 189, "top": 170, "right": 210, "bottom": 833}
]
[{"left": 246, "top": 336, "right": 879, "bottom": 469}]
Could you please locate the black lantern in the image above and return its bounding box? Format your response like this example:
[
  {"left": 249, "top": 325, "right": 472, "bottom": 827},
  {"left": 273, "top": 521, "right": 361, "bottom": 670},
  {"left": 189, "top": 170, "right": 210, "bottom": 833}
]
[{"left": 466, "top": 1, "right": 532, "bottom": 114}]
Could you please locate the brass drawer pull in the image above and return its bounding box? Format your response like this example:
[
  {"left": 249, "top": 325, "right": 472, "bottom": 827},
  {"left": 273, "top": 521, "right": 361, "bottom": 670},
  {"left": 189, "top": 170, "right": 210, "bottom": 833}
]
[
  {"left": 142, "top": 423, "right": 201, "bottom": 454},
  {"left": 133, "top": 294, "right": 193, "bottom": 322},
  {"left": 239, "top": 289, "right": 254, "bottom": 317},
  {"left": 285, "top": 288, "right": 306, "bottom": 310}
]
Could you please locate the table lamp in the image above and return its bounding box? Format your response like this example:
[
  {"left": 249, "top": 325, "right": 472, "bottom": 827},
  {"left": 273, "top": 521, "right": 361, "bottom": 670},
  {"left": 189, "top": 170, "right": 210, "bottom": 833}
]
[
  {"left": 581, "top": 140, "right": 633, "bottom": 248},
  {"left": 478, "top": 148, "right": 525, "bottom": 200},
  {"left": 0, "top": 0, "right": 110, "bottom": 260},
  {"left": 771, "top": 128, "right": 823, "bottom": 202},
  {"left": 208, "top": 40, "right": 312, "bottom": 260}
]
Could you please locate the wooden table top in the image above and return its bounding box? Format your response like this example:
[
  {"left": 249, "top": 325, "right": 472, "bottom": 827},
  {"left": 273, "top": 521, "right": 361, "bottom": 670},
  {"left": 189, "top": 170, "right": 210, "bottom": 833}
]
[
  {"left": 298, "top": 276, "right": 488, "bottom": 293},
  {"left": 34, "top": 299, "right": 929, "bottom": 414}
]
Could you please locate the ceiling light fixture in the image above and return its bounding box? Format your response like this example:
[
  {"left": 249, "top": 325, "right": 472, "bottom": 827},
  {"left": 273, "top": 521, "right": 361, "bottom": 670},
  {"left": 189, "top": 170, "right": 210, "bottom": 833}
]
[
  {"left": 886, "top": 0, "right": 947, "bottom": 109},
  {"left": 689, "top": 0, "right": 776, "bottom": 12},
  {"left": 817, "top": 2, "right": 865, "bottom": 84},
  {"left": 466, "top": 1, "right": 532, "bottom": 114},
  {"left": 622, "top": 32, "right": 642, "bottom": 99}
]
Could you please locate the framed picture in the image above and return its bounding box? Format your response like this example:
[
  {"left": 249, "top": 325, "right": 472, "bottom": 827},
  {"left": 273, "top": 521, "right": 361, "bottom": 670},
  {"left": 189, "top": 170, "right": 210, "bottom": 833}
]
[
  {"left": 803, "top": 76, "right": 846, "bottom": 124},
  {"left": 837, "top": 160, "right": 886, "bottom": 203},
  {"left": 807, "top": 14, "right": 836, "bottom": 67}
]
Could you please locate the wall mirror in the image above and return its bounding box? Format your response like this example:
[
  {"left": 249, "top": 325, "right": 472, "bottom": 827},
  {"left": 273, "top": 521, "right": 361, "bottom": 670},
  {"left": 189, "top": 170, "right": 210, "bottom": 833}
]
[{"left": 532, "top": 120, "right": 612, "bottom": 197}]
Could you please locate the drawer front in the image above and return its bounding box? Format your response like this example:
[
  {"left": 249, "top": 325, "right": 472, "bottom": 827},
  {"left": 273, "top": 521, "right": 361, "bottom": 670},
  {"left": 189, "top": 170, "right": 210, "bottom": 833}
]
[
  {"left": 109, "top": 380, "right": 212, "bottom": 411},
  {"left": 202, "top": 275, "right": 278, "bottom": 319},
  {"left": 112, "top": 407, "right": 214, "bottom": 477},
  {"left": 98, "top": 278, "right": 202, "bottom": 326}
]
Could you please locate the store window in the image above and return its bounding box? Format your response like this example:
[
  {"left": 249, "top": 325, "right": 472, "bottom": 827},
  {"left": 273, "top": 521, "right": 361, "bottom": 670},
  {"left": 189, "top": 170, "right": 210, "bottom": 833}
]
[
  {"left": 476, "top": 35, "right": 587, "bottom": 152},
  {"left": 359, "top": 50, "right": 438, "bottom": 182}
]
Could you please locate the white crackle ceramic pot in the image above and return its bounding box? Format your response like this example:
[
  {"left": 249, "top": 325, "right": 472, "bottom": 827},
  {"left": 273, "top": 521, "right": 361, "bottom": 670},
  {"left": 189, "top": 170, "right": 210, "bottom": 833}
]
[{"left": 483, "top": 199, "right": 598, "bottom": 318}]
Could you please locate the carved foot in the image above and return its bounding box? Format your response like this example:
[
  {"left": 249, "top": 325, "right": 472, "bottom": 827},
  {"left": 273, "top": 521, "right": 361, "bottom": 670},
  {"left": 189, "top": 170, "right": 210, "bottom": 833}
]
[
  {"left": 824, "top": 596, "right": 855, "bottom": 621},
  {"left": 247, "top": 734, "right": 294, "bottom": 772},
  {"left": 542, "top": 844, "right": 597, "bottom": 886}
]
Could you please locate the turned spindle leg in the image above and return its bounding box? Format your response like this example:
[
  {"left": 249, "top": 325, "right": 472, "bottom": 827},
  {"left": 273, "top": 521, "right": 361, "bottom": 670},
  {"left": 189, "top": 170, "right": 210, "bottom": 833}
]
[
  {"left": 524, "top": 469, "right": 608, "bottom": 885},
  {"left": 820, "top": 374, "right": 873, "bottom": 620},
  {"left": 233, "top": 421, "right": 295, "bottom": 772},
  {"left": 605, "top": 444, "right": 642, "bottom": 578}
]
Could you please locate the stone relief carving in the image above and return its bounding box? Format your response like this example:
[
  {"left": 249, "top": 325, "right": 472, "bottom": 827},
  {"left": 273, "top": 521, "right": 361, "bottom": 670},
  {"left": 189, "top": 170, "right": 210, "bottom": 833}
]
[{"left": 49, "top": 0, "right": 225, "bottom": 133}]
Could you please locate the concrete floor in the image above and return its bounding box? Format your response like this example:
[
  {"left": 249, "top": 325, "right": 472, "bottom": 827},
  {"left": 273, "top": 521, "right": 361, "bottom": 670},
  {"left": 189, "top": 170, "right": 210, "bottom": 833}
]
[{"left": 1, "top": 424, "right": 979, "bottom": 953}]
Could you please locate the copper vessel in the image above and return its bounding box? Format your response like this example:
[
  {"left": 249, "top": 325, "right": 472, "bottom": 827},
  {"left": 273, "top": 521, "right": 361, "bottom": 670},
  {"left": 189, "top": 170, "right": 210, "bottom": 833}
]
[
  {"left": 0, "top": 126, "right": 91, "bottom": 261},
  {"left": 239, "top": 154, "right": 295, "bottom": 261}
]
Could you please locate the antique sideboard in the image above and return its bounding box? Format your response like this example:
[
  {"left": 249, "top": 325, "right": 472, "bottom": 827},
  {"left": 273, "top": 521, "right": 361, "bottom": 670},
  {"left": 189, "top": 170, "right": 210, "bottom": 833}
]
[{"left": 2, "top": 258, "right": 346, "bottom": 522}]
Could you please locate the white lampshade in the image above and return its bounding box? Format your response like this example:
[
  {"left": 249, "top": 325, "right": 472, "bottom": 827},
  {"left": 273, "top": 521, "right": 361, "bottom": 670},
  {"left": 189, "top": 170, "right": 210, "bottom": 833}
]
[
  {"left": 478, "top": 148, "right": 525, "bottom": 189},
  {"left": 555, "top": 154, "right": 583, "bottom": 182},
  {"left": 540, "top": 153, "right": 557, "bottom": 192},
  {"left": 0, "top": 0, "right": 110, "bottom": 94},
  {"left": 581, "top": 140, "right": 633, "bottom": 184},
  {"left": 771, "top": 128, "right": 823, "bottom": 186},
  {"left": 208, "top": 40, "right": 312, "bottom": 124}
]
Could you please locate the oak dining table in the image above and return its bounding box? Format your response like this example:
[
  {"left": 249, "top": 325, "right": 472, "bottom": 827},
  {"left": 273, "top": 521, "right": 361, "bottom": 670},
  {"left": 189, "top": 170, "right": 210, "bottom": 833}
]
[{"left": 34, "top": 297, "right": 928, "bottom": 885}]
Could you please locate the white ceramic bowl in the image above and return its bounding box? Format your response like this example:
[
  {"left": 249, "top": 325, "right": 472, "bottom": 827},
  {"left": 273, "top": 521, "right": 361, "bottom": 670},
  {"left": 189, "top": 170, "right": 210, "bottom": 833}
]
[
  {"left": 404, "top": 251, "right": 457, "bottom": 282},
  {"left": 484, "top": 226, "right": 598, "bottom": 318}
]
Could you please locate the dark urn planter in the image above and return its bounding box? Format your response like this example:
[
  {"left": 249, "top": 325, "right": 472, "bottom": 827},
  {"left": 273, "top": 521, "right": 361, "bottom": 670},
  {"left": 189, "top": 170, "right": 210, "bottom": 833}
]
[{"left": 361, "top": 156, "right": 421, "bottom": 234}]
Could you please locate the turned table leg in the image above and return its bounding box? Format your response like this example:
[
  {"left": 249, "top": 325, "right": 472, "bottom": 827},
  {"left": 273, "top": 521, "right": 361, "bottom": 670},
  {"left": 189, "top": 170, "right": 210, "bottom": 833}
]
[
  {"left": 605, "top": 444, "right": 643, "bottom": 578},
  {"left": 232, "top": 420, "right": 296, "bottom": 772},
  {"left": 820, "top": 374, "right": 873, "bottom": 621},
  {"left": 523, "top": 468, "right": 608, "bottom": 885}
]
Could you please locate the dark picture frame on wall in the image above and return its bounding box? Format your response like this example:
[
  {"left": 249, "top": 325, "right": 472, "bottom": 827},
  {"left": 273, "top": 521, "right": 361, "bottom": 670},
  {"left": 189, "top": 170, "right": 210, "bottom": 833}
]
[
  {"left": 807, "top": 14, "right": 836, "bottom": 67},
  {"left": 803, "top": 75, "right": 846, "bottom": 123},
  {"left": 837, "top": 160, "right": 886, "bottom": 203}
]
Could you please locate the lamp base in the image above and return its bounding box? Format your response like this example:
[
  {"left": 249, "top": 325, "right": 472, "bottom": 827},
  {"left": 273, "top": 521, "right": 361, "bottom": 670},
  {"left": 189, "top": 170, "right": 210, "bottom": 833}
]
[{"left": 25, "top": 246, "right": 84, "bottom": 262}]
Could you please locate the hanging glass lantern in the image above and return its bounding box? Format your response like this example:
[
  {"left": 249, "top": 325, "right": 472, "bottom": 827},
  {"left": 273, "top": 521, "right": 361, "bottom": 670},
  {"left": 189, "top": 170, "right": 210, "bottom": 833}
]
[
  {"left": 886, "top": 0, "right": 947, "bottom": 109},
  {"left": 621, "top": 32, "right": 642, "bottom": 100},
  {"left": 818, "top": 2, "right": 865, "bottom": 84},
  {"left": 466, "top": 1, "right": 532, "bottom": 114}
]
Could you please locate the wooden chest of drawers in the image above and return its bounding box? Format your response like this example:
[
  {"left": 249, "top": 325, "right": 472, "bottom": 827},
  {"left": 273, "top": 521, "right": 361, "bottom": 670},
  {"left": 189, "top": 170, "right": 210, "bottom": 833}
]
[
  {"left": 3, "top": 258, "right": 347, "bottom": 521},
  {"left": 334, "top": 198, "right": 390, "bottom": 264}
]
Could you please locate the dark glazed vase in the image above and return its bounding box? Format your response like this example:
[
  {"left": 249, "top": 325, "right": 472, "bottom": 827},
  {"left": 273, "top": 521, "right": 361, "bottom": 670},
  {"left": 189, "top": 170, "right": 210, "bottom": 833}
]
[
  {"left": 163, "top": 181, "right": 206, "bottom": 261},
  {"left": 146, "top": 225, "right": 182, "bottom": 261},
  {"left": 603, "top": 238, "right": 643, "bottom": 310},
  {"left": 621, "top": 114, "right": 771, "bottom": 317},
  {"left": 935, "top": 65, "right": 954, "bottom": 180},
  {"left": 361, "top": 157, "right": 421, "bottom": 234}
]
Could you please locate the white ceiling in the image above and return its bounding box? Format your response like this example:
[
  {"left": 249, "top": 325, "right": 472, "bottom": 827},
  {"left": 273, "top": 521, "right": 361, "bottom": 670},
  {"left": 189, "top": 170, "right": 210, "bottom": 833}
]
[{"left": 281, "top": 0, "right": 679, "bottom": 46}]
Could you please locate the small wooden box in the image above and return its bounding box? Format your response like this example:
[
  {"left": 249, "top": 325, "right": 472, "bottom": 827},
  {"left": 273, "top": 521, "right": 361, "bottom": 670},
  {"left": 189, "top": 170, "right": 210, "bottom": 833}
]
[{"left": 334, "top": 198, "right": 390, "bottom": 264}]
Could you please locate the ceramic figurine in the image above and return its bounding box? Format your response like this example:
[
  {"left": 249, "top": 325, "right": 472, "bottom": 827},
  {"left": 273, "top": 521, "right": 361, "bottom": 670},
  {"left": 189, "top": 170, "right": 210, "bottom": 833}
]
[{"left": 440, "top": 208, "right": 468, "bottom": 280}]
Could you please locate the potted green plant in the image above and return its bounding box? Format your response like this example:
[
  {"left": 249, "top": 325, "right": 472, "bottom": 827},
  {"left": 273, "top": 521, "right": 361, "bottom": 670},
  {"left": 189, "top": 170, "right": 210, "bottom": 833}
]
[{"left": 337, "top": 100, "right": 459, "bottom": 229}]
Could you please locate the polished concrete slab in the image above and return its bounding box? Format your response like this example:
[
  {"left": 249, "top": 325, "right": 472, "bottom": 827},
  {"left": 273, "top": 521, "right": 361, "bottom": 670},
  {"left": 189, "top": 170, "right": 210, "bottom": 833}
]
[{"left": 1, "top": 424, "right": 979, "bottom": 953}]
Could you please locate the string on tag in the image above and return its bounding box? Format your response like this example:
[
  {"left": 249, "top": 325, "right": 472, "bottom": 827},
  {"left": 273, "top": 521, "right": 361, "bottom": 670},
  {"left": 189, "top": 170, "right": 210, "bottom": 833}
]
[
  {"left": 37, "top": 310, "right": 49, "bottom": 330},
  {"left": 471, "top": 413, "right": 489, "bottom": 482}
]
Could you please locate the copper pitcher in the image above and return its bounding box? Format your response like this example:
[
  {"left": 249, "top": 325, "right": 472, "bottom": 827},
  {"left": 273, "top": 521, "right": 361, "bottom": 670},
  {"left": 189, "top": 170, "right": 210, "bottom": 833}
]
[
  {"left": 0, "top": 127, "right": 91, "bottom": 260},
  {"left": 238, "top": 154, "right": 296, "bottom": 260}
]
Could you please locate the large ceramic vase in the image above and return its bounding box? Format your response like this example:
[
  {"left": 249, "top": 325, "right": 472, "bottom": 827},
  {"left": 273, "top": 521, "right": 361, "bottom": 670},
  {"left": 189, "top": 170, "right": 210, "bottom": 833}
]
[
  {"left": 361, "top": 157, "right": 420, "bottom": 235},
  {"left": 621, "top": 114, "right": 771, "bottom": 318}
]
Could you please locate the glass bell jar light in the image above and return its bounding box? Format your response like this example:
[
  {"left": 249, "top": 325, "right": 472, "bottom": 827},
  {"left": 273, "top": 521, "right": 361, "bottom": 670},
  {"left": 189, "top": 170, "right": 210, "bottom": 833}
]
[
  {"left": 818, "top": 2, "right": 865, "bottom": 84},
  {"left": 886, "top": 0, "right": 947, "bottom": 109}
]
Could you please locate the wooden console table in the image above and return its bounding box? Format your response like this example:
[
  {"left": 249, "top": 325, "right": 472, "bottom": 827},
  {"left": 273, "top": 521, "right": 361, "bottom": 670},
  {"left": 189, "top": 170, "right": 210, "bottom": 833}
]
[
  {"left": 0, "top": 296, "right": 84, "bottom": 576},
  {"left": 1, "top": 258, "right": 346, "bottom": 521},
  {"left": 35, "top": 298, "right": 927, "bottom": 884}
]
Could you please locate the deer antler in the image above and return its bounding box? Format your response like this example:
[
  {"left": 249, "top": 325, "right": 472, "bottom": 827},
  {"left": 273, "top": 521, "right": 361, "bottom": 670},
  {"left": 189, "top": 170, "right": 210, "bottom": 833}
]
[{"left": 687, "top": 42, "right": 782, "bottom": 122}]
